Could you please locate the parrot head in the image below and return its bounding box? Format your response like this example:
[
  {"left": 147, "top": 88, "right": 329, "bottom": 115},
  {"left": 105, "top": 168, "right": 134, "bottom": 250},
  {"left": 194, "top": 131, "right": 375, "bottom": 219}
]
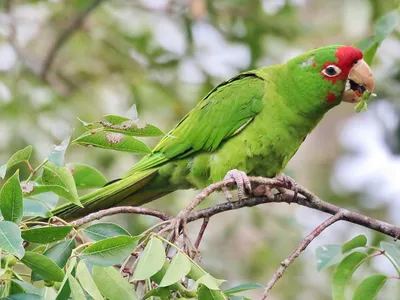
[{"left": 283, "top": 45, "right": 375, "bottom": 115}]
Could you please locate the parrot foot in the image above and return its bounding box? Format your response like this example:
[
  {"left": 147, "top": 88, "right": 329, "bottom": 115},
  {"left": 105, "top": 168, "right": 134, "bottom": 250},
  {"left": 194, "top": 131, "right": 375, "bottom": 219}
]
[
  {"left": 275, "top": 173, "right": 298, "bottom": 201},
  {"left": 223, "top": 169, "right": 252, "bottom": 200}
]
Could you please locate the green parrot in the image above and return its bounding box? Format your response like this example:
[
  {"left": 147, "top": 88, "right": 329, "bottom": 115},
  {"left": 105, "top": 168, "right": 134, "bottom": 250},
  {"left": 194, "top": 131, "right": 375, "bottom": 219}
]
[{"left": 51, "top": 45, "right": 375, "bottom": 220}]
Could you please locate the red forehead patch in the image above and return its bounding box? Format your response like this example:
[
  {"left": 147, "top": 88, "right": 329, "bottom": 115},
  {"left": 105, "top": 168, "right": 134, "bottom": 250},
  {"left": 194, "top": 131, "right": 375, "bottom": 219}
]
[
  {"left": 335, "top": 46, "right": 363, "bottom": 67},
  {"left": 321, "top": 46, "right": 363, "bottom": 84}
]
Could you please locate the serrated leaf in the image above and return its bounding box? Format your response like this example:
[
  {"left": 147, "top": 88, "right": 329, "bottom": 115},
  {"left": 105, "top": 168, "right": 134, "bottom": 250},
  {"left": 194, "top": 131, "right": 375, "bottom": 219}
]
[
  {"left": 21, "top": 251, "right": 65, "bottom": 282},
  {"left": 92, "top": 266, "right": 138, "bottom": 300},
  {"left": 32, "top": 239, "right": 75, "bottom": 282},
  {"left": 198, "top": 285, "right": 228, "bottom": 300},
  {"left": 0, "top": 146, "right": 33, "bottom": 179},
  {"left": 132, "top": 237, "right": 166, "bottom": 280},
  {"left": 81, "top": 235, "right": 141, "bottom": 266},
  {"left": 159, "top": 251, "right": 191, "bottom": 287},
  {"left": 315, "top": 244, "right": 343, "bottom": 272},
  {"left": 76, "top": 260, "right": 103, "bottom": 300},
  {"left": 352, "top": 274, "right": 388, "bottom": 300},
  {"left": 224, "top": 283, "right": 264, "bottom": 295},
  {"left": 73, "top": 129, "right": 152, "bottom": 154},
  {"left": 82, "top": 222, "right": 130, "bottom": 241},
  {"left": 0, "top": 221, "right": 25, "bottom": 259},
  {"left": 143, "top": 287, "right": 171, "bottom": 299},
  {"left": 342, "top": 235, "right": 367, "bottom": 253},
  {"left": 67, "top": 163, "right": 107, "bottom": 189},
  {"left": 195, "top": 274, "right": 226, "bottom": 290},
  {"left": 68, "top": 274, "right": 86, "bottom": 300},
  {"left": 380, "top": 241, "right": 400, "bottom": 270},
  {"left": 101, "top": 115, "right": 164, "bottom": 137},
  {"left": 332, "top": 251, "right": 368, "bottom": 300},
  {"left": 42, "top": 162, "right": 82, "bottom": 207},
  {"left": 21, "top": 226, "right": 72, "bottom": 244},
  {"left": 0, "top": 170, "right": 23, "bottom": 224},
  {"left": 48, "top": 132, "right": 72, "bottom": 167}
]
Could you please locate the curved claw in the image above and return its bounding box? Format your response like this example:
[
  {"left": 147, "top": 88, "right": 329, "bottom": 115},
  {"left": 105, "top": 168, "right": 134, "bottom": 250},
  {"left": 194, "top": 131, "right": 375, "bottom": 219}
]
[
  {"left": 276, "top": 174, "right": 298, "bottom": 201},
  {"left": 222, "top": 169, "right": 252, "bottom": 200}
]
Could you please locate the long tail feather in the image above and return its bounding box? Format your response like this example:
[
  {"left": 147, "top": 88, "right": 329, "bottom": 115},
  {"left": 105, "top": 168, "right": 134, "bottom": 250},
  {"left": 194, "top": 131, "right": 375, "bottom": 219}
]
[{"left": 50, "top": 169, "right": 159, "bottom": 221}]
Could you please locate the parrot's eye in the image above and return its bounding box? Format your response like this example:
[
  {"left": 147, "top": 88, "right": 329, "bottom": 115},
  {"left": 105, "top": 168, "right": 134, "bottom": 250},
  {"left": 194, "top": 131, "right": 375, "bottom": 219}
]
[{"left": 322, "top": 65, "right": 342, "bottom": 77}]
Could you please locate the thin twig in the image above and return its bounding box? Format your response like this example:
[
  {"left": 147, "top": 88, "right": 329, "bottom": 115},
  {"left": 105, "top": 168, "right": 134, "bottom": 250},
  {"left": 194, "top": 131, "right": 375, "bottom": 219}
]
[
  {"left": 194, "top": 218, "right": 209, "bottom": 249},
  {"left": 70, "top": 206, "right": 171, "bottom": 228},
  {"left": 261, "top": 212, "right": 345, "bottom": 299},
  {"left": 40, "top": 0, "right": 104, "bottom": 80}
]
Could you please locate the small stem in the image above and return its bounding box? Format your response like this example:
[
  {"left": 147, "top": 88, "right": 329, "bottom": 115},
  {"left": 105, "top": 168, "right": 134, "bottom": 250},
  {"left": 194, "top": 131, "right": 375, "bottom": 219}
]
[
  {"left": 25, "top": 158, "right": 48, "bottom": 182},
  {"left": 261, "top": 212, "right": 344, "bottom": 299},
  {"left": 24, "top": 160, "right": 34, "bottom": 173},
  {"left": 194, "top": 218, "right": 209, "bottom": 249},
  {"left": 367, "top": 246, "right": 400, "bottom": 276}
]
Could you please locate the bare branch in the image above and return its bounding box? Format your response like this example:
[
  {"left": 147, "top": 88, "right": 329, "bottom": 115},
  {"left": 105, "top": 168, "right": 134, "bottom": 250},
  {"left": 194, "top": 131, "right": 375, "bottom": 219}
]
[
  {"left": 70, "top": 206, "right": 171, "bottom": 228},
  {"left": 194, "top": 217, "right": 210, "bottom": 249},
  {"left": 261, "top": 212, "right": 345, "bottom": 299},
  {"left": 40, "top": 0, "right": 104, "bottom": 80}
]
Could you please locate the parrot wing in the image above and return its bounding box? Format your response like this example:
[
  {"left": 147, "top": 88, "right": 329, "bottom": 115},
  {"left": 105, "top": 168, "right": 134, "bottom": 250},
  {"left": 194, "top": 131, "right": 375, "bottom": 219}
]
[{"left": 126, "top": 72, "right": 266, "bottom": 175}]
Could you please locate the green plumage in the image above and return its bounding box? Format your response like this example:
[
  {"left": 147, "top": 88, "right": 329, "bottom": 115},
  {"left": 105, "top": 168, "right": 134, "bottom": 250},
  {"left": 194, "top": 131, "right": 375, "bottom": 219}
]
[{"left": 52, "top": 45, "right": 348, "bottom": 220}]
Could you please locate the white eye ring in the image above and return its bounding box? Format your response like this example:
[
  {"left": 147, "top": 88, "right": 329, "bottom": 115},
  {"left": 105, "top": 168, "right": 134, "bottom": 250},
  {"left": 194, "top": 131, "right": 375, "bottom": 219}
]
[{"left": 322, "top": 65, "right": 342, "bottom": 77}]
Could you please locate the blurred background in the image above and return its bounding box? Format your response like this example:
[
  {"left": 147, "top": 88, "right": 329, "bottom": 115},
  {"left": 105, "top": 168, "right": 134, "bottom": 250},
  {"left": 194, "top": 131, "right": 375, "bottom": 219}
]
[{"left": 1, "top": 0, "right": 400, "bottom": 299}]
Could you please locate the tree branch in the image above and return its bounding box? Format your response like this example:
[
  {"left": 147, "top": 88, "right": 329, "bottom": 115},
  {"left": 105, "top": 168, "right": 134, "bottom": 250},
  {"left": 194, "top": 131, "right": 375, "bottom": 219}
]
[
  {"left": 70, "top": 206, "right": 171, "bottom": 228},
  {"left": 261, "top": 212, "right": 345, "bottom": 299},
  {"left": 40, "top": 0, "right": 104, "bottom": 80}
]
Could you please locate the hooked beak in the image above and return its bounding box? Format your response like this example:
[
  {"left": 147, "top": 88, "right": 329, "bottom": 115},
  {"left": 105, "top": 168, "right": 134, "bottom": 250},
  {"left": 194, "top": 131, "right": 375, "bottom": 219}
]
[{"left": 342, "top": 59, "right": 375, "bottom": 103}]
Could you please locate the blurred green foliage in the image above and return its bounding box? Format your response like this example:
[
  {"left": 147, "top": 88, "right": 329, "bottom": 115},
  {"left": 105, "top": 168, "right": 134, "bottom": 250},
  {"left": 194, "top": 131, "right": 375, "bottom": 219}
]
[{"left": 1, "top": 0, "right": 400, "bottom": 299}]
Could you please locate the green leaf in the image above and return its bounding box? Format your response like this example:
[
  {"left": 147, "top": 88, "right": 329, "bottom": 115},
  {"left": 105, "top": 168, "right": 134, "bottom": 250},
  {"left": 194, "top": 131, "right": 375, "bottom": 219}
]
[
  {"left": 159, "top": 251, "right": 192, "bottom": 287},
  {"left": 55, "top": 257, "right": 76, "bottom": 300},
  {"left": 132, "top": 237, "right": 166, "bottom": 280},
  {"left": 2, "top": 294, "right": 42, "bottom": 300},
  {"left": 76, "top": 260, "right": 103, "bottom": 300},
  {"left": 355, "top": 11, "right": 398, "bottom": 65},
  {"left": 332, "top": 251, "right": 368, "bottom": 300},
  {"left": 68, "top": 274, "right": 86, "bottom": 300},
  {"left": 380, "top": 241, "right": 400, "bottom": 270},
  {"left": 143, "top": 287, "right": 171, "bottom": 300},
  {"left": 224, "top": 283, "right": 264, "bottom": 295},
  {"left": 42, "top": 162, "right": 82, "bottom": 207},
  {"left": 32, "top": 239, "right": 75, "bottom": 281},
  {"left": 0, "top": 146, "right": 32, "bottom": 179},
  {"left": 67, "top": 163, "right": 107, "bottom": 189},
  {"left": 81, "top": 235, "right": 141, "bottom": 266},
  {"left": 198, "top": 285, "right": 228, "bottom": 300},
  {"left": 195, "top": 274, "right": 226, "bottom": 290},
  {"left": 92, "top": 266, "right": 138, "bottom": 300},
  {"left": 315, "top": 244, "right": 343, "bottom": 272},
  {"left": 21, "top": 226, "right": 72, "bottom": 244},
  {"left": 0, "top": 170, "right": 23, "bottom": 224},
  {"left": 101, "top": 115, "right": 165, "bottom": 137},
  {"left": 26, "top": 184, "right": 72, "bottom": 202},
  {"left": 48, "top": 132, "right": 71, "bottom": 167},
  {"left": 0, "top": 221, "right": 25, "bottom": 259},
  {"left": 352, "top": 274, "right": 388, "bottom": 300},
  {"left": 22, "top": 199, "right": 51, "bottom": 217},
  {"left": 342, "top": 235, "right": 368, "bottom": 253},
  {"left": 11, "top": 280, "right": 43, "bottom": 296},
  {"left": 82, "top": 222, "right": 130, "bottom": 241},
  {"left": 73, "top": 129, "right": 151, "bottom": 154},
  {"left": 21, "top": 251, "right": 65, "bottom": 282}
]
